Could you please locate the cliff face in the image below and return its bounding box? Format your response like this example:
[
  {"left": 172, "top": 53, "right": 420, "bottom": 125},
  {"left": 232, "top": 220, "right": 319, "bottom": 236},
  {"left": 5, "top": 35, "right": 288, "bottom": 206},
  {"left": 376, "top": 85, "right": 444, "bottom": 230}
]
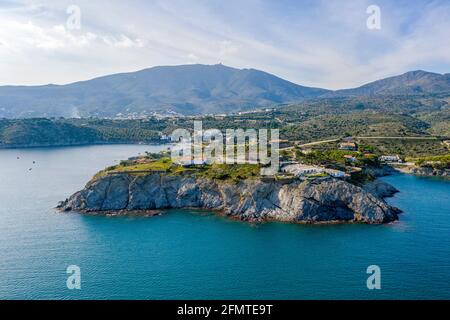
[
  {"left": 59, "top": 173, "right": 400, "bottom": 224},
  {"left": 362, "top": 179, "right": 399, "bottom": 198},
  {"left": 407, "top": 167, "right": 449, "bottom": 177}
]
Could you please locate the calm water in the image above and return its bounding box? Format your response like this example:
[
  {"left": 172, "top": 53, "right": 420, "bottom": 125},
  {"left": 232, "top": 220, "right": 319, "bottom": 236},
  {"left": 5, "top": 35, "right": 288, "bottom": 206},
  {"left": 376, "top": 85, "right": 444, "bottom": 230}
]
[{"left": 0, "top": 145, "right": 449, "bottom": 300}]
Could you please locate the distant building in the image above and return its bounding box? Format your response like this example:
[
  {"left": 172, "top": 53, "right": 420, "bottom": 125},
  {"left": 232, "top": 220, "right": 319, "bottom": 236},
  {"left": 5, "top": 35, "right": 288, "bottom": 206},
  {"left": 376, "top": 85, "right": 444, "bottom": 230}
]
[
  {"left": 344, "top": 155, "right": 357, "bottom": 162},
  {"left": 379, "top": 155, "right": 402, "bottom": 163},
  {"left": 136, "top": 158, "right": 150, "bottom": 164},
  {"left": 339, "top": 142, "right": 358, "bottom": 151},
  {"left": 282, "top": 164, "right": 324, "bottom": 177},
  {"left": 282, "top": 164, "right": 345, "bottom": 178},
  {"left": 182, "top": 160, "right": 207, "bottom": 167},
  {"left": 159, "top": 133, "right": 170, "bottom": 140},
  {"left": 324, "top": 169, "right": 346, "bottom": 178},
  {"left": 349, "top": 167, "right": 363, "bottom": 174},
  {"left": 174, "top": 157, "right": 207, "bottom": 167}
]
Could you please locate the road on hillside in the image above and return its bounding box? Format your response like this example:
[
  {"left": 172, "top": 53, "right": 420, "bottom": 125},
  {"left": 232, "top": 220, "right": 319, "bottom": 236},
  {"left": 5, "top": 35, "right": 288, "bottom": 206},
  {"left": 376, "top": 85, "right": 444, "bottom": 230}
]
[
  {"left": 279, "top": 135, "right": 443, "bottom": 151},
  {"left": 356, "top": 136, "right": 439, "bottom": 140}
]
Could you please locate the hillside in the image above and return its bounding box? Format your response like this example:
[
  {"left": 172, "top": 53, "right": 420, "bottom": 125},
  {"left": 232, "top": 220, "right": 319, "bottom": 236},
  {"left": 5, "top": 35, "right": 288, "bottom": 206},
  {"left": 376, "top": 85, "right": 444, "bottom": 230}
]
[
  {"left": 1, "top": 66, "right": 449, "bottom": 118},
  {"left": 2, "top": 94, "right": 449, "bottom": 156},
  {"left": 0, "top": 64, "right": 328, "bottom": 118},
  {"left": 0, "top": 118, "right": 161, "bottom": 147},
  {"left": 331, "top": 70, "right": 450, "bottom": 96}
]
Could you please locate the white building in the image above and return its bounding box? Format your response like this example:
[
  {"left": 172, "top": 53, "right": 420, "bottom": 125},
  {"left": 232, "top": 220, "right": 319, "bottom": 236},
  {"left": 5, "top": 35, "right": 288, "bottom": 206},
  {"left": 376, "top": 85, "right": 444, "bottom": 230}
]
[
  {"left": 282, "top": 164, "right": 346, "bottom": 179},
  {"left": 179, "top": 159, "right": 207, "bottom": 167},
  {"left": 379, "top": 155, "right": 402, "bottom": 163},
  {"left": 324, "top": 169, "right": 346, "bottom": 178},
  {"left": 282, "top": 164, "right": 324, "bottom": 177}
]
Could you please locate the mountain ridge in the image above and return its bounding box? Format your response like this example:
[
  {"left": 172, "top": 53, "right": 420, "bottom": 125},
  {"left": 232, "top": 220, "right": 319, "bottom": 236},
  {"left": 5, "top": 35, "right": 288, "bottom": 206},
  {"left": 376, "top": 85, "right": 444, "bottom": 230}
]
[
  {"left": 329, "top": 70, "right": 450, "bottom": 97},
  {"left": 0, "top": 64, "right": 449, "bottom": 118},
  {"left": 0, "top": 64, "right": 329, "bottom": 118}
]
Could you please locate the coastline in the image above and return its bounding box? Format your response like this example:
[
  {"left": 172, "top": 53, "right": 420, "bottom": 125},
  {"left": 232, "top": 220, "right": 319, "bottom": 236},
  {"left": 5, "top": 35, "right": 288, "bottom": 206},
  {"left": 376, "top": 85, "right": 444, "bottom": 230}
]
[
  {"left": 58, "top": 171, "right": 401, "bottom": 225},
  {"left": 367, "top": 163, "right": 449, "bottom": 179},
  {"left": 0, "top": 140, "right": 168, "bottom": 150},
  {"left": 392, "top": 165, "right": 449, "bottom": 178}
]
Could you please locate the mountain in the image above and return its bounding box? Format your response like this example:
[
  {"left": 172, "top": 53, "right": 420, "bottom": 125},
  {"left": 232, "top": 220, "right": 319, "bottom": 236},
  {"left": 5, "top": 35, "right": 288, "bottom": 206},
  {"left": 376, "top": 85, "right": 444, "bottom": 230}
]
[
  {"left": 0, "top": 64, "right": 329, "bottom": 118},
  {"left": 331, "top": 70, "right": 450, "bottom": 96},
  {"left": 1, "top": 66, "right": 449, "bottom": 118}
]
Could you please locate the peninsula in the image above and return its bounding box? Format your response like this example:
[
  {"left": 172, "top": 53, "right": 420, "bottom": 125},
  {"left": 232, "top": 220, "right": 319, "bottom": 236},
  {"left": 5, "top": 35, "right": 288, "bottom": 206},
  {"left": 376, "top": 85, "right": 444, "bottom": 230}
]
[{"left": 58, "top": 157, "right": 401, "bottom": 224}]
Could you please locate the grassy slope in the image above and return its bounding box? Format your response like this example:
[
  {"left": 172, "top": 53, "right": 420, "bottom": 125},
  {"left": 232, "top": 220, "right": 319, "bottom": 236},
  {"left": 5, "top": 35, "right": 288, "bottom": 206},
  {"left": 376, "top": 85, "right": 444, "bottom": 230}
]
[
  {"left": 97, "top": 158, "right": 262, "bottom": 183},
  {"left": 1, "top": 94, "right": 449, "bottom": 156}
]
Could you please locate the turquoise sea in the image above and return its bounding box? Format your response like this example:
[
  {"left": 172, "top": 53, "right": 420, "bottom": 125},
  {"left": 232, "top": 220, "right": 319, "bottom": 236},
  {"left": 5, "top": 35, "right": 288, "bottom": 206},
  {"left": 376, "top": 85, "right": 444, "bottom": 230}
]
[{"left": 0, "top": 145, "right": 449, "bottom": 299}]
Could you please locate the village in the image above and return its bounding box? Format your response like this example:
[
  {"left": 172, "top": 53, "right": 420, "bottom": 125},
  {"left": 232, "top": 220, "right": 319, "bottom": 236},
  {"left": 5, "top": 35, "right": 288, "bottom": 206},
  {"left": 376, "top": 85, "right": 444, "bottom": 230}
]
[
  {"left": 116, "top": 136, "right": 407, "bottom": 183},
  {"left": 277, "top": 138, "right": 403, "bottom": 181}
]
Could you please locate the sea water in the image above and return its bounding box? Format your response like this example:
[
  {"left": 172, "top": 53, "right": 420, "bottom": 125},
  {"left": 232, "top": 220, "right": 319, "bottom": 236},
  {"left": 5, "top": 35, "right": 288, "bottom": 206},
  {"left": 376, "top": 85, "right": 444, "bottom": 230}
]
[{"left": 0, "top": 145, "right": 449, "bottom": 299}]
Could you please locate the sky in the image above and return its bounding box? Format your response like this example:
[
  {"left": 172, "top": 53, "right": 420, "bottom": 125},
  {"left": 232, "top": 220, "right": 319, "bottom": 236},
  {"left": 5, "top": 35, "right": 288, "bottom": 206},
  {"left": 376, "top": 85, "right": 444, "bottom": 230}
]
[{"left": 0, "top": 0, "right": 449, "bottom": 89}]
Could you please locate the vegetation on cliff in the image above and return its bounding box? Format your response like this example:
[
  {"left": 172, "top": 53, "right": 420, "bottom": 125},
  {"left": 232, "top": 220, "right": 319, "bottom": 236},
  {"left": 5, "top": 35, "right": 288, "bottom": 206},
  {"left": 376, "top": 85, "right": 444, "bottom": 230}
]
[
  {"left": 95, "top": 155, "right": 264, "bottom": 184},
  {"left": 407, "top": 154, "right": 450, "bottom": 169},
  {"left": 0, "top": 118, "right": 162, "bottom": 147}
]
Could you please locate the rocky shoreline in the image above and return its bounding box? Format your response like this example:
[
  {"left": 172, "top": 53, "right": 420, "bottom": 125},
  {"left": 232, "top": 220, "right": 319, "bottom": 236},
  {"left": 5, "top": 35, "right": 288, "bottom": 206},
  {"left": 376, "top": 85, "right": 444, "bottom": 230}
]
[
  {"left": 58, "top": 172, "right": 401, "bottom": 224},
  {"left": 394, "top": 165, "right": 449, "bottom": 178},
  {"left": 364, "top": 163, "right": 450, "bottom": 178},
  {"left": 362, "top": 179, "right": 399, "bottom": 198},
  {"left": 0, "top": 140, "right": 166, "bottom": 149}
]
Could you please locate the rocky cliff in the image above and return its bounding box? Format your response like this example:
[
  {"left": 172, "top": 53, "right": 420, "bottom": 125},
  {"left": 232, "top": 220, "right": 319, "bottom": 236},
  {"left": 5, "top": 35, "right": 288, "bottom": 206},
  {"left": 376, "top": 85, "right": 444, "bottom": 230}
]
[
  {"left": 362, "top": 179, "right": 399, "bottom": 198},
  {"left": 405, "top": 166, "right": 449, "bottom": 177},
  {"left": 58, "top": 173, "right": 400, "bottom": 224}
]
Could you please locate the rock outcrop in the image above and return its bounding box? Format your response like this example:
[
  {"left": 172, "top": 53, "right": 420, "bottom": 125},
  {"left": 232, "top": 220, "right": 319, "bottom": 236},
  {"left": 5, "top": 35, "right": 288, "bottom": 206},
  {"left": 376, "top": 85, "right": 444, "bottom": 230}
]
[
  {"left": 364, "top": 165, "right": 398, "bottom": 178},
  {"left": 363, "top": 180, "right": 399, "bottom": 198},
  {"left": 58, "top": 173, "right": 401, "bottom": 224},
  {"left": 406, "top": 166, "right": 449, "bottom": 177}
]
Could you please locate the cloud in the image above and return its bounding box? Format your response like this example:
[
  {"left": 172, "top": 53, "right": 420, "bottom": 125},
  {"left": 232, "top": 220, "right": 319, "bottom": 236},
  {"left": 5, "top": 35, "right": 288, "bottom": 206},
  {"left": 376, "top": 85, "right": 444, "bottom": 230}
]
[
  {"left": 101, "top": 34, "right": 145, "bottom": 48},
  {"left": 0, "top": 19, "right": 144, "bottom": 51},
  {"left": 0, "top": 0, "right": 449, "bottom": 88}
]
